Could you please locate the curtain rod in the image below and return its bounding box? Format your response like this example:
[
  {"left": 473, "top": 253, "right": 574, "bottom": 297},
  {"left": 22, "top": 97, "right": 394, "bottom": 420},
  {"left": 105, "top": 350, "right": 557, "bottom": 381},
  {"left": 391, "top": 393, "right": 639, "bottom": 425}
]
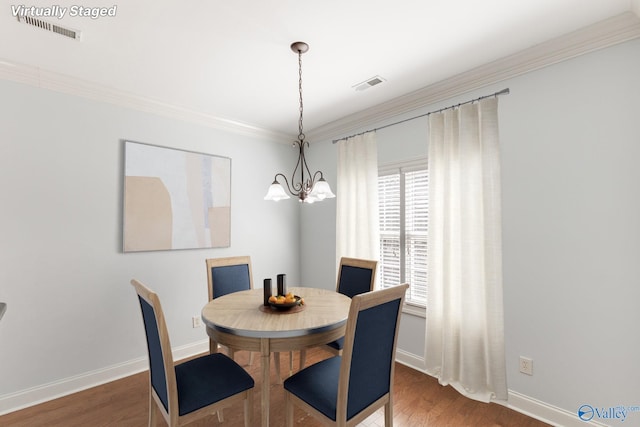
[{"left": 332, "top": 87, "right": 510, "bottom": 144}]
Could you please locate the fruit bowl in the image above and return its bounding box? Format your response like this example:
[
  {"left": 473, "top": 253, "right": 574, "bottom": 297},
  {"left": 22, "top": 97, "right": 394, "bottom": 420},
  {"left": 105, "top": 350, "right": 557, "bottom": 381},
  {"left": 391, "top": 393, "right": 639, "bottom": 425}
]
[{"left": 268, "top": 295, "right": 302, "bottom": 310}]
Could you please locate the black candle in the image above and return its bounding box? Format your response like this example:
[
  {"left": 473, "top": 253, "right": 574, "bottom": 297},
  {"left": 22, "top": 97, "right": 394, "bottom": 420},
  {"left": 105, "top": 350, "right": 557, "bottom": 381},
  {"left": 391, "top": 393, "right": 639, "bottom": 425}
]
[
  {"left": 263, "top": 278, "right": 272, "bottom": 306},
  {"left": 277, "top": 274, "right": 286, "bottom": 296}
]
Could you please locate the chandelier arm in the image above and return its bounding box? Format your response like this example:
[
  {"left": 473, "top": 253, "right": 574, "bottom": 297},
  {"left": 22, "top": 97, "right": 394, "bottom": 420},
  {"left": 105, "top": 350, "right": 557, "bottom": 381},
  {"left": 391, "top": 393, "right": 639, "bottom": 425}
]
[
  {"left": 299, "top": 141, "right": 315, "bottom": 190},
  {"left": 290, "top": 141, "right": 305, "bottom": 193},
  {"left": 274, "top": 173, "right": 296, "bottom": 196},
  {"left": 310, "top": 170, "right": 324, "bottom": 184}
]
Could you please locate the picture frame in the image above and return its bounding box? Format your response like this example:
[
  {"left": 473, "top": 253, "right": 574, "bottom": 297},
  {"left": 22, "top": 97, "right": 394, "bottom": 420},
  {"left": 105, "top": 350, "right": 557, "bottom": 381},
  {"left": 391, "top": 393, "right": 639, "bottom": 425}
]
[{"left": 123, "top": 141, "right": 231, "bottom": 252}]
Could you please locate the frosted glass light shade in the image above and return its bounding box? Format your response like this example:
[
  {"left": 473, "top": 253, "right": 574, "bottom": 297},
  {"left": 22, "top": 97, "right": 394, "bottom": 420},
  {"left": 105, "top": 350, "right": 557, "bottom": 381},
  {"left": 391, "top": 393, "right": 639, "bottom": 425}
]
[
  {"left": 264, "top": 182, "right": 290, "bottom": 201},
  {"left": 310, "top": 178, "right": 335, "bottom": 200}
]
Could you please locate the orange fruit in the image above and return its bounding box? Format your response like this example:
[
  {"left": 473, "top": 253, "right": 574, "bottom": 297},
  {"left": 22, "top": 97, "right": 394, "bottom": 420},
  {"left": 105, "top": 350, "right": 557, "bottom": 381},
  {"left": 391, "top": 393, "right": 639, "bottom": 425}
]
[{"left": 268, "top": 295, "right": 277, "bottom": 303}]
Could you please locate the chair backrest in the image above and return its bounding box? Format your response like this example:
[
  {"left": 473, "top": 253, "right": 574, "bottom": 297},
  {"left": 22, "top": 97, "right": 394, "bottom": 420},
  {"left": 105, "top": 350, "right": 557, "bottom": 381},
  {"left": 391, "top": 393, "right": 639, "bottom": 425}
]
[
  {"left": 131, "top": 279, "right": 178, "bottom": 418},
  {"left": 337, "top": 283, "right": 408, "bottom": 422},
  {"left": 0, "top": 302, "right": 6, "bottom": 322},
  {"left": 205, "top": 256, "right": 253, "bottom": 301},
  {"left": 336, "top": 257, "right": 378, "bottom": 298}
]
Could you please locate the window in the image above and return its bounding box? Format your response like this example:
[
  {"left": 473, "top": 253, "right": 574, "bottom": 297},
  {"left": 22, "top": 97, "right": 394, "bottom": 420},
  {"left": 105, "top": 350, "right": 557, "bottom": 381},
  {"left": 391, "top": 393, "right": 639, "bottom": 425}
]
[{"left": 378, "top": 160, "right": 428, "bottom": 307}]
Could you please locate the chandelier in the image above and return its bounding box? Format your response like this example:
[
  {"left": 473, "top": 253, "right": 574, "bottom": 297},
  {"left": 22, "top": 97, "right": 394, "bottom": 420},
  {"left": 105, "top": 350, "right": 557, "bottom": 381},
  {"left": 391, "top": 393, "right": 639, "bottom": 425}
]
[{"left": 264, "top": 41, "right": 335, "bottom": 204}]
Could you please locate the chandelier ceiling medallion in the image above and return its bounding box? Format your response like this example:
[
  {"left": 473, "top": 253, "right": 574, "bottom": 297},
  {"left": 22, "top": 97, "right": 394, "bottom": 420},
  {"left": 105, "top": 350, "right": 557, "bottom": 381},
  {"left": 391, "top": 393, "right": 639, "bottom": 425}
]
[{"left": 264, "top": 41, "right": 335, "bottom": 204}]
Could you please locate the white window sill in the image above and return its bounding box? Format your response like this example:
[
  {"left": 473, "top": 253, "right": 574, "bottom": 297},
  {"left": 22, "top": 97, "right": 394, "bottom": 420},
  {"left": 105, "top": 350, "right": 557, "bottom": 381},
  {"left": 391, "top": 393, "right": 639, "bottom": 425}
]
[{"left": 402, "top": 302, "right": 426, "bottom": 318}]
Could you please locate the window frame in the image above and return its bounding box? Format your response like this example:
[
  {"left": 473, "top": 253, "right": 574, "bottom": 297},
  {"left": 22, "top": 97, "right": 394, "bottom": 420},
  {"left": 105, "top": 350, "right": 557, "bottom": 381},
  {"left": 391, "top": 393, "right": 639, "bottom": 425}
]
[{"left": 378, "top": 158, "right": 428, "bottom": 317}]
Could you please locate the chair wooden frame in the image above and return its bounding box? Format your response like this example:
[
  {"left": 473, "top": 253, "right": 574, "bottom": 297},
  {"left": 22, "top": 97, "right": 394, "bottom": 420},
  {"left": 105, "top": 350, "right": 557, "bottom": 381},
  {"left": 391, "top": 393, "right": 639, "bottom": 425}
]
[
  {"left": 205, "top": 256, "right": 254, "bottom": 302},
  {"left": 336, "top": 257, "right": 378, "bottom": 294},
  {"left": 205, "top": 256, "right": 288, "bottom": 381},
  {"left": 284, "top": 284, "right": 408, "bottom": 427},
  {"left": 298, "top": 257, "right": 378, "bottom": 370},
  {"left": 205, "top": 256, "right": 254, "bottom": 359},
  {"left": 323, "top": 257, "right": 377, "bottom": 357},
  {"left": 131, "top": 279, "right": 253, "bottom": 427}
]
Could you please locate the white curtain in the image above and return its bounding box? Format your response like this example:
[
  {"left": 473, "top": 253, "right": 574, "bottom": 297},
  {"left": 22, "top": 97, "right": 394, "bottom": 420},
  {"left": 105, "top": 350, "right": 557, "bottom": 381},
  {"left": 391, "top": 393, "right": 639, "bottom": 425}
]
[
  {"left": 336, "top": 132, "right": 380, "bottom": 264},
  {"left": 425, "top": 97, "right": 507, "bottom": 402}
]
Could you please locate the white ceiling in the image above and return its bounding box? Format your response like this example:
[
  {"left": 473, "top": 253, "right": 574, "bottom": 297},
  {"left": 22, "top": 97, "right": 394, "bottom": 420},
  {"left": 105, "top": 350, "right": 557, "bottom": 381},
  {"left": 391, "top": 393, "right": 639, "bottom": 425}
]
[{"left": 1, "top": 0, "right": 638, "bottom": 139}]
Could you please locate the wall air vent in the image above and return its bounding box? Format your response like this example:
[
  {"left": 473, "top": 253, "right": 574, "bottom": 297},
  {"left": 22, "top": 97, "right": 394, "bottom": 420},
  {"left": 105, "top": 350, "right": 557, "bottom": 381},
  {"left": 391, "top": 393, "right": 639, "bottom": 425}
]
[
  {"left": 16, "top": 15, "right": 81, "bottom": 40},
  {"left": 353, "top": 75, "right": 386, "bottom": 92}
]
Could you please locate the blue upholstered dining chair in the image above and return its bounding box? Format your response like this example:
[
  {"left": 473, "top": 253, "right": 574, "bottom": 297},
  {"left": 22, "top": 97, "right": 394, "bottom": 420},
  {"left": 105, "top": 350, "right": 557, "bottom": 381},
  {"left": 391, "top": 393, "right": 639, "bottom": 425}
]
[
  {"left": 324, "top": 257, "right": 377, "bottom": 356},
  {"left": 205, "top": 256, "right": 254, "bottom": 360},
  {"left": 131, "top": 279, "right": 254, "bottom": 427},
  {"left": 206, "top": 256, "right": 253, "bottom": 300},
  {"left": 298, "top": 257, "right": 377, "bottom": 370},
  {"left": 284, "top": 283, "right": 408, "bottom": 427},
  {"left": 336, "top": 257, "right": 378, "bottom": 298},
  {"left": 206, "top": 256, "right": 290, "bottom": 382}
]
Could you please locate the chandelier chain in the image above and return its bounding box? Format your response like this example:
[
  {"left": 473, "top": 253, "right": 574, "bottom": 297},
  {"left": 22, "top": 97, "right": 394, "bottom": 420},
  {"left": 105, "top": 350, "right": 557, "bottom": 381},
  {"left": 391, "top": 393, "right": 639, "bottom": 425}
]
[
  {"left": 297, "top": 49, "right": 305, "bottom": 142},
  {"left": 264, "top": 41, "right": 335, "bottom": 203}
]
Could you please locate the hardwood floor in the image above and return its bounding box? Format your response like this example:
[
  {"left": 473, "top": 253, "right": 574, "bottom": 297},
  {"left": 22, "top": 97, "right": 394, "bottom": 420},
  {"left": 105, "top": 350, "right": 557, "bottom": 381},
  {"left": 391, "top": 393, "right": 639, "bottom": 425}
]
[{"left": 0, "top": 348, "right": 550, "bottom": 426}]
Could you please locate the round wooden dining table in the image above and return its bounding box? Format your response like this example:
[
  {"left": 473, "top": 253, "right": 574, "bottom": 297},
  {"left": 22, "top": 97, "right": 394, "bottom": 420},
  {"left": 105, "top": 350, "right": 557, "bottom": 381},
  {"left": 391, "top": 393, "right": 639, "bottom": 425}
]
[{"left": 201, "top": 286, "right": 351, "bottom": 427}]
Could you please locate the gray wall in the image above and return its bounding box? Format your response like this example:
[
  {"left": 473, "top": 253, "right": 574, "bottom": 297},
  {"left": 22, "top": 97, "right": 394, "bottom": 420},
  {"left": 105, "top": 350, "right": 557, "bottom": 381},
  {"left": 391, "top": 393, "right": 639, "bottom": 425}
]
[
  {"left": 1, "top": 35, "right": 638, "bottom": 424},
  {"left": 0, "top": 80, "right": 300, "bottom": 406},
  {"left": 301, "top": 38, "right": 640, "bottom": 420}
]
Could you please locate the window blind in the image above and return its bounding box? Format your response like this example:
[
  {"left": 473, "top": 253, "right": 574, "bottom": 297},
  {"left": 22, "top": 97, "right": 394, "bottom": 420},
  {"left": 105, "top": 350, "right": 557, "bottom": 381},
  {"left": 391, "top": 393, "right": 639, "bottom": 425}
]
[
  {"left": 404, "top": 169, "right": 428, "bottom": 305},
  {"left": 378, "top": 164, "right": 428, "bottom": 306},
  {"left": 379, "top": 173, "right": 401, "bottom": 290}
]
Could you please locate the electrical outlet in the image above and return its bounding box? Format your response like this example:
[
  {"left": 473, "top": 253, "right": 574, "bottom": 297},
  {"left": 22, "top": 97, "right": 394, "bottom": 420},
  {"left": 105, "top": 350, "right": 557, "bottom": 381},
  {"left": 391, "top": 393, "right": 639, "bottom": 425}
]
[
  {"left": 192, "top": 315, "right": 202, "bottom": 328},
  {"left": 519, "top": 356, "right": 533, "bottom": 375}
]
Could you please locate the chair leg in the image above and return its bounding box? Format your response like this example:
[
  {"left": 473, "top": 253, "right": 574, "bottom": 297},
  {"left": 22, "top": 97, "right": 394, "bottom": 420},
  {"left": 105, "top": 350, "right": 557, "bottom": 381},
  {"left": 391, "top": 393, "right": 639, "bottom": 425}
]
[
  {"left": 244, "top": 389, "right": 254, "bottom": 427},
  {"left": 148, "top": 393, "right": 156, "bottom": 427},
  {"left": 299, "top": 349, "right": 306, "bottom": 370},
  {"left": 217, "top": 410, "right": 224, "bottom": 422},
  {"left": 248, "top": 351, "right": 255, "bottom": 366},
  {"left": 274, "top": 352, "right": 282, "bottom": 384},
  {"left": 385, "top": 400, "right": 393, "bottom": 426},
  {"left": 284, "top": 390, "right": 294, "bottom": 427},
  {"left": 289, "top": 351, "right": 294, "bottom": 376}
]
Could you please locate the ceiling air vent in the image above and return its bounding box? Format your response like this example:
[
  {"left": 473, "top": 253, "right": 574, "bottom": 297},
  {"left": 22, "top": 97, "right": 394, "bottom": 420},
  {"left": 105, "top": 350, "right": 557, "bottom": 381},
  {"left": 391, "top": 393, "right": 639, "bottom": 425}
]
[
  {"left": 353, "top": 75, "right": 386, "bottom": 92},
  {"left": 16, "top": 15, "right": 81, "bottom": 40}
]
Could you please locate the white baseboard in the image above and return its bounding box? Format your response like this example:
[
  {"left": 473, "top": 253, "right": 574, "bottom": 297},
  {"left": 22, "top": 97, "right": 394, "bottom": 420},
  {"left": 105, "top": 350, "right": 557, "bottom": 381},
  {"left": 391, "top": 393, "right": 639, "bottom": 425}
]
[
  {"left": 172, "top": 339, "right": 209, "bottom": 361},
  {"left": 505, "top": 391, "right": 610, "bottom": 427},
  {"left": 395, "top": 348, "right": 426, "bottom": 371},
  {"left": 394, "top": 350, "right": 609, "bottom": 427},
  {"left": 0, "top": 339, "right": 209, "bottom": 416}
]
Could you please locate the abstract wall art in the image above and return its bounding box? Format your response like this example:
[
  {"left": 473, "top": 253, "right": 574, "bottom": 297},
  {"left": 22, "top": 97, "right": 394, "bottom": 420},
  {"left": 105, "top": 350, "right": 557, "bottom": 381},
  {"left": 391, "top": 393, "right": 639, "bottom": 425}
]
[{"left": 123, "top": 141, "right": 231, "bottom": 252}]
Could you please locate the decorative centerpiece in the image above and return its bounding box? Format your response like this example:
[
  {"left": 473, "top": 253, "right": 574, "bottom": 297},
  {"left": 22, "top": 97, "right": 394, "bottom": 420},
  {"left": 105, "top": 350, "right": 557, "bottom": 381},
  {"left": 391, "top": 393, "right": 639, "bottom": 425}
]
[{"left": 267, "top": 292, "right": 305, "bottom": 311}]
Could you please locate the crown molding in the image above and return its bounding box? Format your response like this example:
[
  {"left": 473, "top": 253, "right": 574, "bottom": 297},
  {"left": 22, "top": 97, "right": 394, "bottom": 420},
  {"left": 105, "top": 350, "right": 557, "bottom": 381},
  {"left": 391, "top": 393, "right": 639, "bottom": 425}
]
[
  {"left": 0, "top": 60, "right": 290, "bottom": 142},
  {"left": 307, "top": 11, "right": 640, "bottom": 142},
  {"left": 2, "top": 12, "right": 639, "bottom": 144}
]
